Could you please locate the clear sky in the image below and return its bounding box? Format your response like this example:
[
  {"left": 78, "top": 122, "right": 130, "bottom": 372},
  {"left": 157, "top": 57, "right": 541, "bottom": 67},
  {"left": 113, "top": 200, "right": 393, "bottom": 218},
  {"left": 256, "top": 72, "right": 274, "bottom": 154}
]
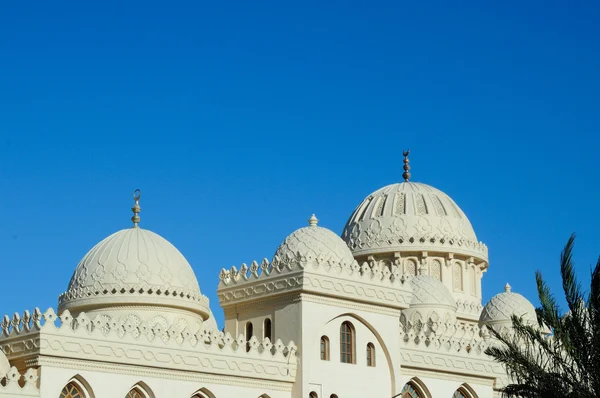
[{"left": 1, "top": 1, "right": 599, "bottom": 327}]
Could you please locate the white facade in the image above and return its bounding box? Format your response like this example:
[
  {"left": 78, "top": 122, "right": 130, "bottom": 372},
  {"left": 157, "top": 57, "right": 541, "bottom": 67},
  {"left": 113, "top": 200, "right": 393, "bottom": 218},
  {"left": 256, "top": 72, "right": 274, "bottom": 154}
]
[{"left": 0, "top": 170, "right": 538, "bottom": 398}]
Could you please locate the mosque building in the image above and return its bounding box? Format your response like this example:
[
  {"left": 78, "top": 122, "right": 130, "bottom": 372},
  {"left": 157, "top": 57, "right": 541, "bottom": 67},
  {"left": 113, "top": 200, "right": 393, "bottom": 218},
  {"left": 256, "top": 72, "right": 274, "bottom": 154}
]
[{"left": 0, "top": 152, "right": 539, "bottom": 398}]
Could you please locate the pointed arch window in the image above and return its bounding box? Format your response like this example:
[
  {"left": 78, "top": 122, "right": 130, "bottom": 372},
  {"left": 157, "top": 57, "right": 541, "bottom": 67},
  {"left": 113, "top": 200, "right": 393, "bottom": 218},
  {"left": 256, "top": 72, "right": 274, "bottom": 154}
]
[
  {"left": 453, "top": 387, "right": 474, "bottom": 398},
  {"left": 126, "top": 389, "right": 145, "bottom": 398},
  {"left": 264, "top": 318, "right": 272, "bottom": 340},
  {"left": 320, "top": 335, "right": 330, "bottom": 360},
  {"left": 401, "top": 383, "right": 423, "bottom": 398},
  {"left": 126, "top": 383, "right": 154, "bottom": 398},
  {"left": 366, "top": 342, "right": 375, "bottom": 366},
  {"left": 60, "top": 383, "right": 84, "bottom": 398},
  {"left": 340, "top": 321, "right": 355, "bottom": 364}
]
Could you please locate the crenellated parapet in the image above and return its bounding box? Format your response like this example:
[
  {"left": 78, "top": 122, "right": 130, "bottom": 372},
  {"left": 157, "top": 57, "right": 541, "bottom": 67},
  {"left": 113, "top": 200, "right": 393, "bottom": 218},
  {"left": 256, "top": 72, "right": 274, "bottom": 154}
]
[
  {"left": 398, "top": 313, "right": 507, "bottom": 382},
  {"left": 217, "top": 255, "right": 414, "bottom": 309},
  {"left": 0, "top": 366, "right": 39, "bottom": 397},
  {"left": 400, "top": 312, "right": 491, "bottom": 356},
  {"left": 0, "top": 308, "right": 298, "bottom": 383}
]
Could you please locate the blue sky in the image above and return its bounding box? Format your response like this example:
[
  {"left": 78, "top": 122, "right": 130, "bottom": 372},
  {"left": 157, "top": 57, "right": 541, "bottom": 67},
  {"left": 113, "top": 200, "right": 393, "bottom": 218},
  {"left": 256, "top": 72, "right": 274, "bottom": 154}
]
[{"left": 1, "top": 1, "right": 598, "bottom": 327}]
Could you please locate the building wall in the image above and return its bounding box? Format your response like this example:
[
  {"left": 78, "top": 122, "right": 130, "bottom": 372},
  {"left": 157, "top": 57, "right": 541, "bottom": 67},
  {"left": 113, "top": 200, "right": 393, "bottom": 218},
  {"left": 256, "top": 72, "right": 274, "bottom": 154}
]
[{"left": 40, "top": 365, "right": 291, "bottom": 398}]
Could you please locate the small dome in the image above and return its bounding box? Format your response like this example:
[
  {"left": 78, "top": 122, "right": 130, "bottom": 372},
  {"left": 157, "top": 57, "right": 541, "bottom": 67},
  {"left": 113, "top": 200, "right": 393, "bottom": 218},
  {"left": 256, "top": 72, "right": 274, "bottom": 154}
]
[
  {"left": 59, "top": 227, "right": 211, "bottom": 319},
  {"left": 342, "top": 182, "right": 487, "bottom": 261},
  {"left": 479, "top": 283, "right": 537, "bottom": 326},
  {"left": 0, "top": 350, "right": 9, "bottom": 377},
  {"left": 409, "top": 275, "right": 457, "bottom": 310},
  {"left": 272, "top": 214, "right": 355, "bottom": 267}
]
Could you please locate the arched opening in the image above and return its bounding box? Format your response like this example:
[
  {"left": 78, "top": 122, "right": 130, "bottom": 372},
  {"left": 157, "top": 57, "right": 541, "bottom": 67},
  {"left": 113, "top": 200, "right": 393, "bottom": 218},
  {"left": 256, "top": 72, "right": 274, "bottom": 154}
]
[
  {"left": 60, "top": 375, "right": 94, "bottom": 398},
  {"left": 191, "top": 387, "right": 216, "bottom": 398},
  {"left": 309, "top": 392, "right": 318, "bottom": 398},
  {"left": 263, "top": 318, "right": 272, "bottom": 340},
  {"left": 366, "top": 342, "right": 375, "bottom": 366},
  {"left": 245, "top": 321, "right": 253, "bottom": 352},
  {"left": 126, "top": 382, "right": 154, "bottom": 398},
  {"left": 60, "top": 382, "right": 84, "bottom": 398},
  {"left": 320, "top": 335, "right": 330, "bottom": 360},
  {"left": 453, "top": 262, "right": 463, "bottom": 291},
  {"left": 400, "top": 380, "right": 429, "bottom": 398},
  {"left": 330, "top": 395, "right": 338, "bottom": 398},
  {"left": 453, "top": 384, "right": 477, "bottom": 398},
  {"left": 340, "top": 321, "right": 355, "bottom": 364}
]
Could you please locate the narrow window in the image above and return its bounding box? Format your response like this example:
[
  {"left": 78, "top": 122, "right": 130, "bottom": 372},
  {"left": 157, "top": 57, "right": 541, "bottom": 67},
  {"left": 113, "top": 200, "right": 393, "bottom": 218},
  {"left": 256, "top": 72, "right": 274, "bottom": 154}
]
[
  {"left": 453, "top": 262, "right": 463, "bottom": 291},
  {"left": 320, "top": 336, "right": 330, "bottom": 360},
  {"left": 246, "top": 321, "right": 253, "bottom": 352},
  {"left": 340, "top": 321, "right": 355, "bottom": 364},
  {"left": 366, "top": 343, "right": 375, "bottom": 366},
  {"left": 263, "top": 318, "right": 272, "bottom": 340},
  {"left": 60, "top": 383, "right": 84, "bottom": 398}
]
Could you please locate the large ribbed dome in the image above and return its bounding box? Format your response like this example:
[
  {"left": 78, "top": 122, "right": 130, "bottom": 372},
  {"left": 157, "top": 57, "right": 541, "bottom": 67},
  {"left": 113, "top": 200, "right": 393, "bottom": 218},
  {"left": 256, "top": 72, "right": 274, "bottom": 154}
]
[
  {"left": 342, "top": 182, "right": 487, "bottom": 260},
  {"left": 272, "top": 215, "right": 355, "bottom": 268},
  {"left": 58, "top": 227, "right": 211, "bottom": 319}
]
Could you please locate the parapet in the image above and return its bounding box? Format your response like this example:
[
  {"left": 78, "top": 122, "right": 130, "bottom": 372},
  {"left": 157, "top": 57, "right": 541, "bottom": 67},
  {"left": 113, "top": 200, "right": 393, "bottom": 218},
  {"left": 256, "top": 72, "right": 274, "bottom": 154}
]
[
  {"left": 0, "top": 308, "right": 298, "bottom": 383},
  {"left": 217, "top": 256, "right": 414, "bottom": 309},
  {"left": 0, "top": 366, "right": 39, "bottom": 397}
]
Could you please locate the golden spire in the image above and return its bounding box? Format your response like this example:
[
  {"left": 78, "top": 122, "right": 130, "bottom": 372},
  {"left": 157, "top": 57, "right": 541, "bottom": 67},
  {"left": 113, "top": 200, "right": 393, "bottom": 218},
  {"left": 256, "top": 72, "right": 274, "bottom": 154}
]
[
  {"left": 402, "top": 149, "right": 411, "bottom": 182},
  {"left": 131, "top": 189, "right": 141, "bottom": 227}
]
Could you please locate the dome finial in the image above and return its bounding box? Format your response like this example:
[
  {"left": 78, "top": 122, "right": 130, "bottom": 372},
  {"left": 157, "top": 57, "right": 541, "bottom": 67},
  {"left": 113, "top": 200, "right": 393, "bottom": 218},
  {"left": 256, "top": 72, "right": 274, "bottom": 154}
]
[
  {"left": 308, "top": 214, "right": 319, "bottom": 227},
  {"left": 131, "top": 189, "right": 141, "bottom": 227},
  {"left": 402, "top": 149, "right": 411, "bottom": 182},
  {"left": 504, "top": 282, "right": 512, "bottom": 293}
]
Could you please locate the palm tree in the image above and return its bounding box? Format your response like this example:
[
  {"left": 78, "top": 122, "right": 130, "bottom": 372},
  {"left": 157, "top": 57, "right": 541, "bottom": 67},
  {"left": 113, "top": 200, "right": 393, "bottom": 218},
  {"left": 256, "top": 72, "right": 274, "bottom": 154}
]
[{"left": 485, "top": 234, "right": 600, "bottom": 398}]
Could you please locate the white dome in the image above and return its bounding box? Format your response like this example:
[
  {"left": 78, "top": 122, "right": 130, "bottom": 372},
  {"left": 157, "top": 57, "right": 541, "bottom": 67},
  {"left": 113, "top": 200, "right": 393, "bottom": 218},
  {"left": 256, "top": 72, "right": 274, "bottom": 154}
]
[
  {"left": 272, "top": 215, "right": 355, "bottom": 268},
  {"left": 58, "top": 227, "right": 211, "bottom": 319},
  {"left": 409, "top": 275, "right": 457, "bottom": 310},
  {"left": 342, "top": 182, "right": 487, "bottom": 260},
  {"left": 479, "top": 283, "right": 537, "bottom": 326}
]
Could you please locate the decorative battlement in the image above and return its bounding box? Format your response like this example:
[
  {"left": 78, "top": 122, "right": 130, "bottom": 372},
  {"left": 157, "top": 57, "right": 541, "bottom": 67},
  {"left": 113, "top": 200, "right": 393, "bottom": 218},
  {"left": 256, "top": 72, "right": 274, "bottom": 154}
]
[
  {"left": 217, "top": 255, "right": 415, "bottom": 310},
  {"left": 0, "top": 366, "right": 39, "bottom": 397},
  {"left": 219, "top": 256, "right": 410, "bottom": 288},
  {"left": 400, "top": 313, "right": 491, "bottom": 356},
  {"left": 1, "top": 308, "right": 297, "bottom": 360}
]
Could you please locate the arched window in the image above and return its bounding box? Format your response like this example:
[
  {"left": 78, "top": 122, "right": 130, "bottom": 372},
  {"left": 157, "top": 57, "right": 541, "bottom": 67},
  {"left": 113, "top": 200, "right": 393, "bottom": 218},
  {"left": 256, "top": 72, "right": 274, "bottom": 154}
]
[
  {"left": 246, "top": 321, "right": 253, "bottom": 352},
  {"left": 401, "top": 383, "right": 423, "bottom": 398},
  {"left": 330, "top": 395, "right": 338, "bottom": 398},
  {"left": 453, "top": 386, "right": 475, "bottom": 398},
  {"left": 453, "top": 262, "right": 463, "bottom": 291},
  {"left": 320, "top": 336, "right": 330, "bottom": 360},
  {"left": 264, "top": 318, "right": 272, "bottom": 340},
  {"left": 191, "top": 388, "right": 216, "bottom": 398},
  {"left": 366, "top": 342, "right": 375, "bottom": 366},
  {"left": 126, "top": 382, "right": 154, "bottom": 398},
  {"left": 453, "top": 390, "right": 468, "bottom": 398},
  {"left": 126, "top": 389, "right": 145, "bottom": 398},
  {"left": 309, "top": 392, "right": 318, "bottom": 398},
  {"left": 340, "top": 321, "right": 355, "bottom": 364},
  {"left": 60, "top": 382, "right": 84, "bottom": 398},
  {"left": 60, "top": 377, "right": 94, "bottom": 398}
]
